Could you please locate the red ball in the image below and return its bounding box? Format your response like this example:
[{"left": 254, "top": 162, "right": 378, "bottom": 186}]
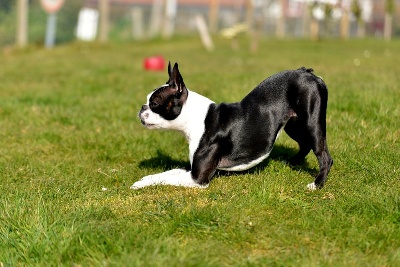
[{"left": 144, "top": 56, "right": 165, "bottom": 71}]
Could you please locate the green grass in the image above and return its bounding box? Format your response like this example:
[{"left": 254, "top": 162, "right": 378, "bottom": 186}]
[{"left": 0, "top": 37, "right": 399, "bottom": 266}]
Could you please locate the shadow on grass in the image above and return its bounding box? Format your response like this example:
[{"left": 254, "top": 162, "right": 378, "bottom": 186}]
[
  {"left": 138, "top": 145, "right": 318, "bottom": 178},
  {"left": 138, "top": 150, "right": 190, "bottom": 171}
]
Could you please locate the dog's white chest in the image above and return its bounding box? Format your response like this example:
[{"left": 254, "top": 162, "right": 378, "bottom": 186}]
[{"left": 180, "top": 91, "right": 214, "bottom": 164}]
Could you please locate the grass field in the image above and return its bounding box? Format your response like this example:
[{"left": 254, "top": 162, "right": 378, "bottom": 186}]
[{"left": 0, "top": 37, "right": 399, "bottom": 266}]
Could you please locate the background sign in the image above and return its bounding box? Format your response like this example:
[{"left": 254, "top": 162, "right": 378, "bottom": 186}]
[
  {"left": 40, "top": 0, "right": 65, "bottom": 48},
  {"left": 40, "top": 0, "right": 65, "bottom": 14}
]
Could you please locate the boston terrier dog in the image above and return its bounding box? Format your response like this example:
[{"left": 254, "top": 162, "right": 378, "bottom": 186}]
[{"left": 132, "top": 62, "right": 333, "bottom": 190}]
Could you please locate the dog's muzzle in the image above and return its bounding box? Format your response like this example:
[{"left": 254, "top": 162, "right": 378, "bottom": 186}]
[{"left": 139, "top": 105, "right": 149, "bottom": 125}]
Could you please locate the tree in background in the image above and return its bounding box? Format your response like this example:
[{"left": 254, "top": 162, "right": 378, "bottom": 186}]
[
  {"left": 384, "top": 0, "right": 395, "bottom": 40},
  {"left": 339, "top": 0, "right": 350, "bottom": 40},
  {"left": 323, "top": 2, "right": 335, "bottom": 38},
  {"left": 276, "top": 0, "right": 286, "bottom": 39},
  {"left": 309, "top": 2, "right": 320, "bottom": 40},
  {"left": 351, "top": 0, "right": 365, "bottom": 38}
]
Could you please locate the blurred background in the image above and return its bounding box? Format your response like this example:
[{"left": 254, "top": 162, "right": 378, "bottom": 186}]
[{"left": 1, "top": 0, "right": 399, "bottom": 49}]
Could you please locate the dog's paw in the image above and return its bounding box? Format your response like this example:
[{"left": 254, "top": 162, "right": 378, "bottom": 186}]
[
  {"left": 130, "top": 169, "right": 209, "bottom": 189},
  {"left": 130, "top": 175, "right": 156, "bottom": 189},
  {"left": 160, "top": 169, "right": 188, "bottom": 175},
  {"left": 130, "top": 183, "right": 144, "bottom": 190},
  {"left": 307, "top": 182, "right": 317, "bottom": 191}
]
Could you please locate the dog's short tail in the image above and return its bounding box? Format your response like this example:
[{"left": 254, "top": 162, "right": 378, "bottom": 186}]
[
  {"left": 298, "top": 66, "right": 314, "bottom": 73},
  {"left": 299, "top": 66, "right": 325, "bottom": 82}
]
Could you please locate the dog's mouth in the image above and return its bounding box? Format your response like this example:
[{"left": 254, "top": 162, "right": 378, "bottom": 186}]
[
  {"left": 140, "top": 119, "right": 156, "bottom": 128},
  {"left": 139, "top": 112, "right": 151, "bottom": 127},
  {"left": 140, "top": 119, "right": 151, "bottom": 126},
  {"left": 139, "top": 110, "right": 159, "bottom": 128}
]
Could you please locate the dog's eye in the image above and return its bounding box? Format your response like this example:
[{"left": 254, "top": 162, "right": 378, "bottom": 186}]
[{"left": 149, "top": 102, "right": 159, "bottom": 108}]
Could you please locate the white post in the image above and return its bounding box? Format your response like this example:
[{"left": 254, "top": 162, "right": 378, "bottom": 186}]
[
  {"left": 16, "top": 0, "right": 28, "bottom": 47},
  {"left": 195, "top": 15, "right": 214, "bottom": 51}
]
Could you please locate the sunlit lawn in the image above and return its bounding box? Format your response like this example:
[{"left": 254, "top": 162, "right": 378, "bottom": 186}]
[{"left": 0, "top": 37, "right": 399, "bottom": 266}]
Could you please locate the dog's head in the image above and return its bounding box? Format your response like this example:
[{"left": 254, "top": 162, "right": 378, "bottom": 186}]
[{"left": 139, "top": 62, "right": 188, "bottom": 129}]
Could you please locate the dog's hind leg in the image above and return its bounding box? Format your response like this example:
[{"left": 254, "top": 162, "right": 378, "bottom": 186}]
[
  {"left": 284, "top": 119, "right": 312, "bottom": 165},
  {"left": 305, "top": 94, "right": 333, "bottom": 190},
  {"left": 285, "top": 118, "right": 333, "bottom": 190},
  {"left": 285, "top": 79, "right": 333, "bottom": 189},
  {"left": 311, "top": 141, "right": 333, "bottom": 190}
]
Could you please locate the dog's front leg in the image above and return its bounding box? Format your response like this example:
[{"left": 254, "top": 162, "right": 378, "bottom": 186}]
[
  {"left": 130, "top": 169, "right": 209, "bottom": 189},
  {"left": 190, "top": 143, "right": 220, "bottom": 185}
]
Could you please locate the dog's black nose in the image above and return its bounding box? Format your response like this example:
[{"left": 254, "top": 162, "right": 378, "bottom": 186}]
[{"left": 138, "top": 105, "right": 149, "bottom": 119}]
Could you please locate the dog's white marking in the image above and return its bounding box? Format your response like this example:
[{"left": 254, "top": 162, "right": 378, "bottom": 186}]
[
  {"left": 130, "top": 169, "right": 208, "bottom": 189},
  {"left": 307, "top": 182, "right": 317, "bottom": 191},
  {"left": 182, "top": 91, "right": 215, "bottom": 164},
  {"left": 218, "top": 152, "right": 271, "bottom": 171},
  {"left": 219, "top": 123, "right": 286, "bottom": 172}
]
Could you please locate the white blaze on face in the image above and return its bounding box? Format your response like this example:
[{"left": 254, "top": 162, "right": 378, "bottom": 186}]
[
  {"left": 139, "top": 86, "right": 169, "bottom": 129},
  {"left": 139, "top": 87, "right": 214, "bottom": 166}
]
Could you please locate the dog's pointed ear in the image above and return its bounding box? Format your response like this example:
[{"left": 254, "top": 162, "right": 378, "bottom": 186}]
[
  {"left": 168, "top": 61, "right": 172, "bottom": 77},
  {"left": 166, "top": 61, "right": 172, "bottom": 83},
  {"left": 169, "top": 62, "right": 186, "bottom": 94}
]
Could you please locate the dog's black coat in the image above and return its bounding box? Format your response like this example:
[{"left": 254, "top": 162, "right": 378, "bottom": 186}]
[{"left": 191, "top": 67, "right": 332, "bottom": 187}]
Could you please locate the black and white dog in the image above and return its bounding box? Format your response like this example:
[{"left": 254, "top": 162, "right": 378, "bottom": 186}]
[{"left": 131, "top": 62, "right": 333, "bottom": 190}]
